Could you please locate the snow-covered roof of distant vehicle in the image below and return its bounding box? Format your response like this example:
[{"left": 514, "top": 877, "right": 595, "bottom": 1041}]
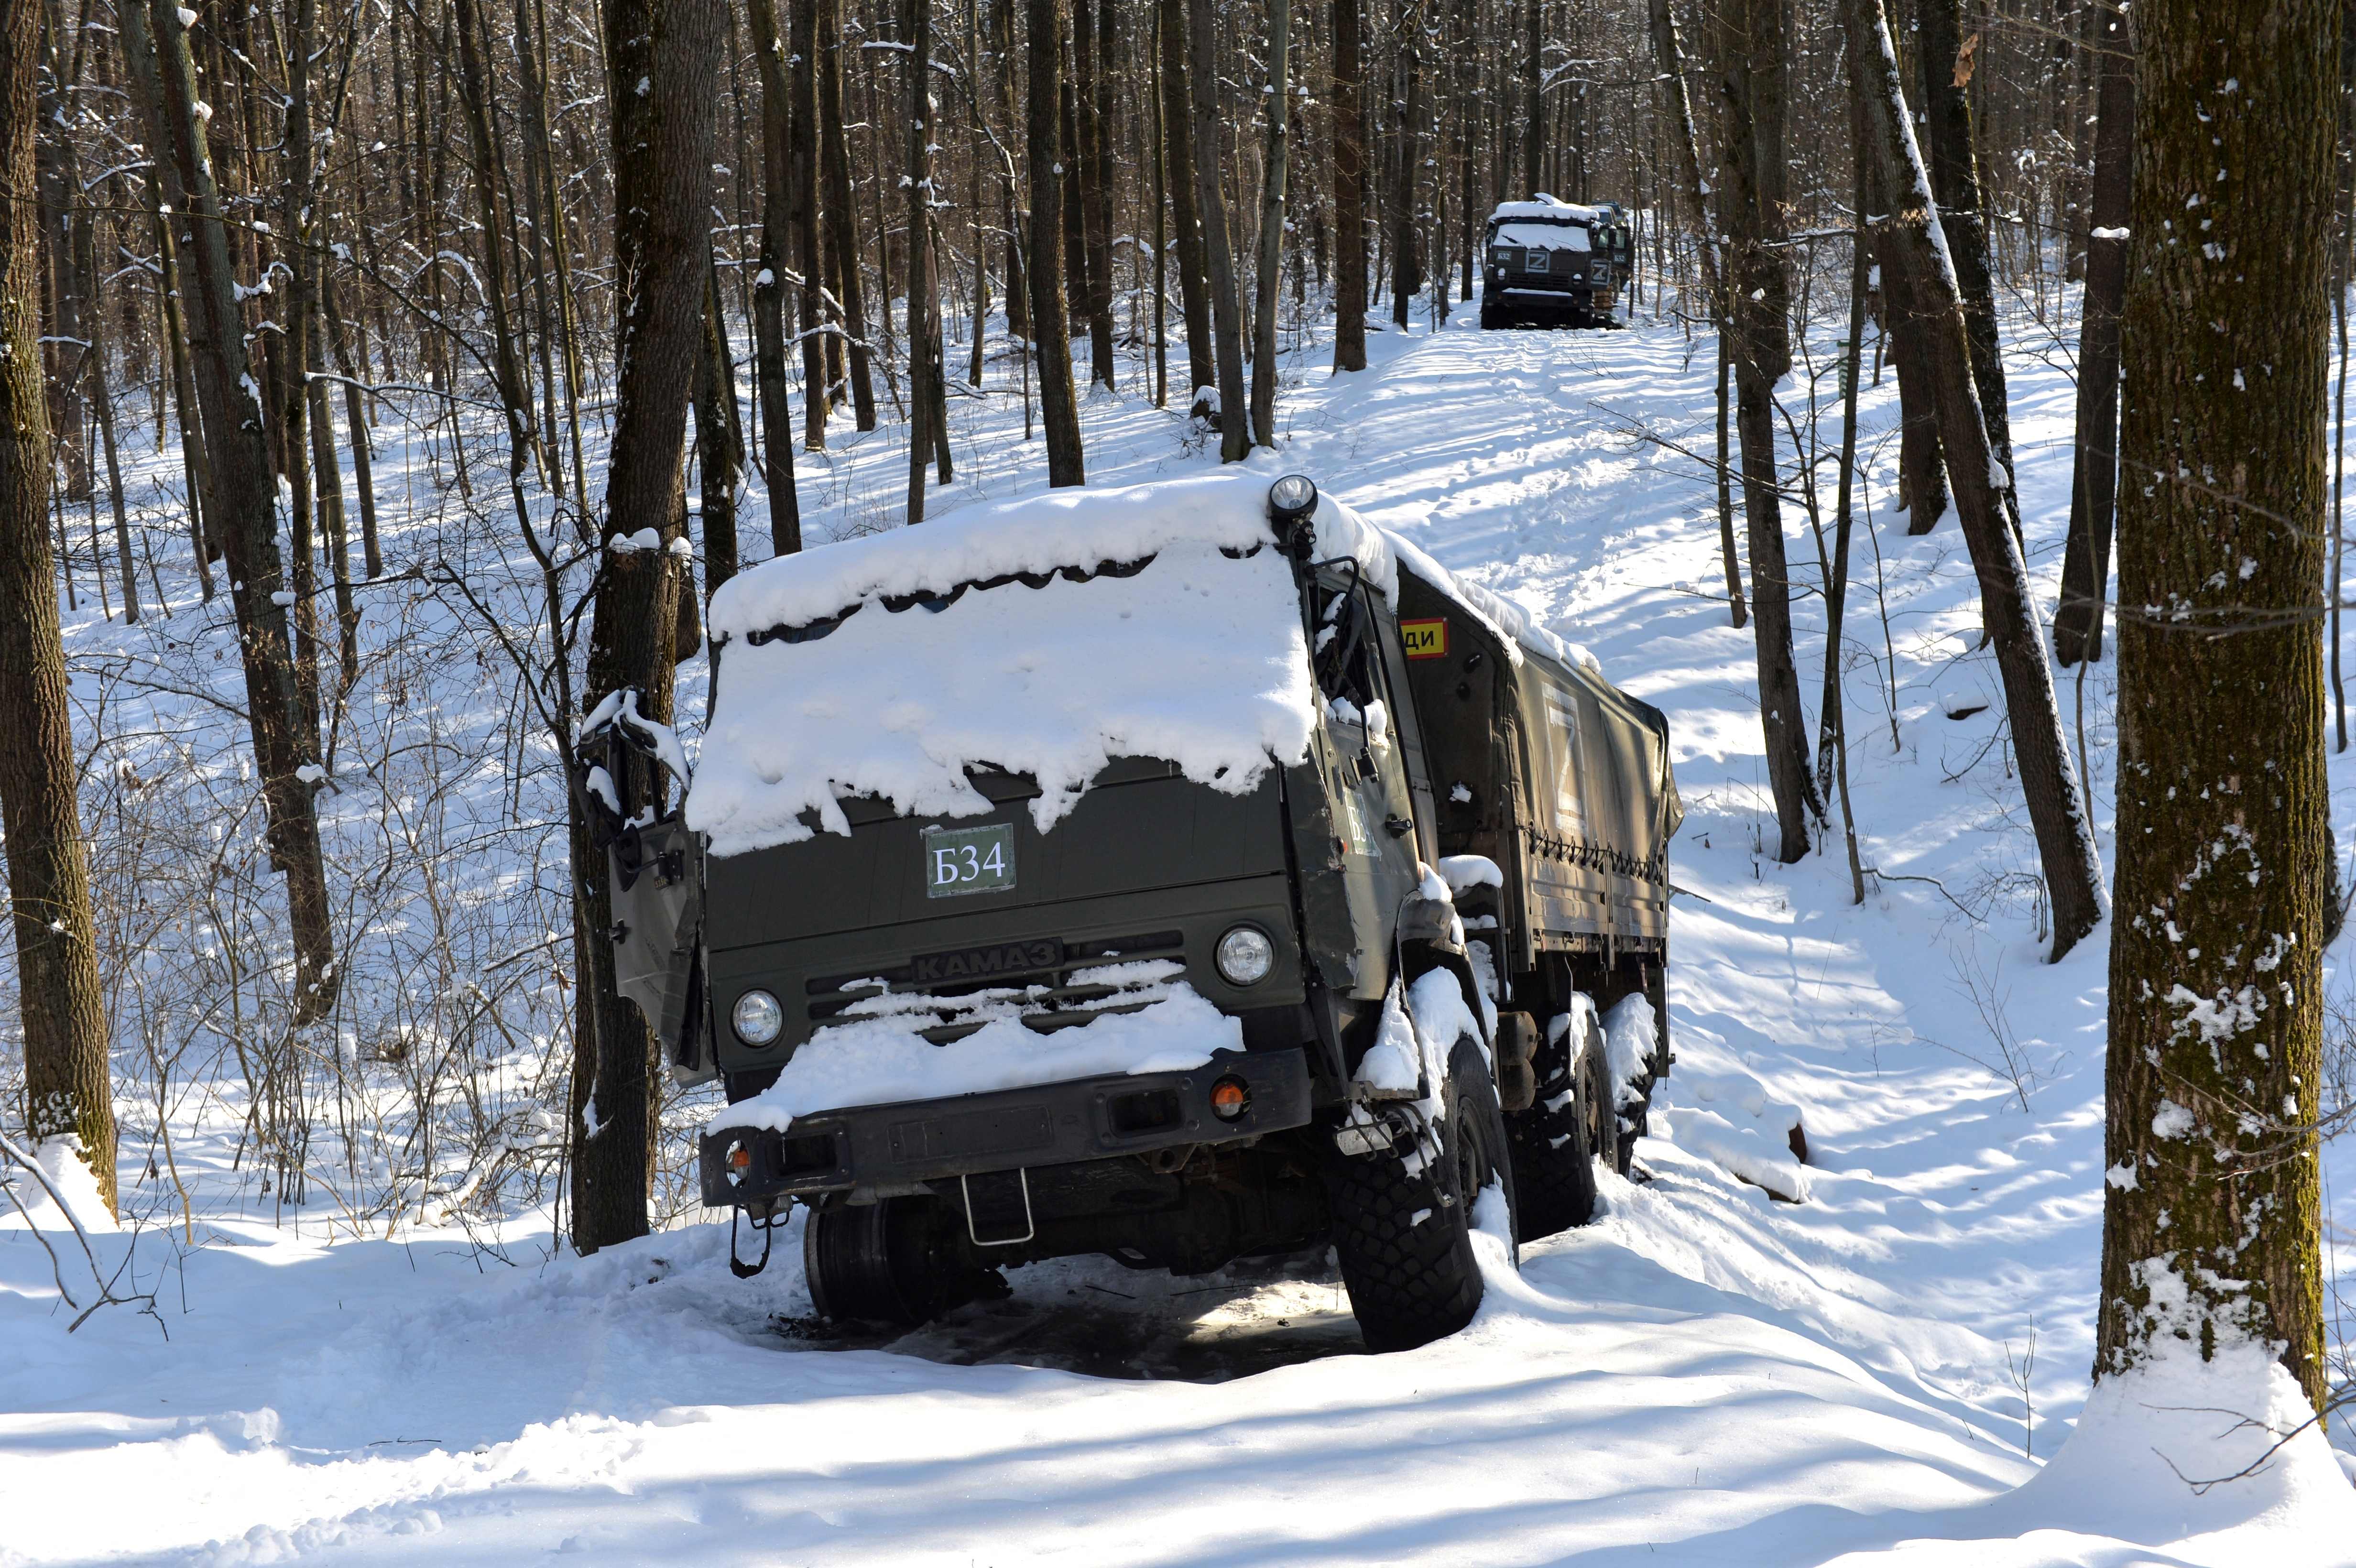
[
  {"left": 688, "top": 467, "right": 1601, "bottom": 858},
  {"left": 1486, "top": 194, "right": 1612, "bottom": 226}
]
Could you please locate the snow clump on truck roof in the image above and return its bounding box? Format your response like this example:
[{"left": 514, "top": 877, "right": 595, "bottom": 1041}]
[{"left": 687, "top": 468, "right": 1599, "bottom": 859}]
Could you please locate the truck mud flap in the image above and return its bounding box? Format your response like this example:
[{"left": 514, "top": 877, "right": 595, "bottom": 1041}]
[
  {"left": 609, "top": 815, "right": 708, "bottom": 1083},
  {"left": 578, "top": 687, "right": 713, "bottom": 1085}
]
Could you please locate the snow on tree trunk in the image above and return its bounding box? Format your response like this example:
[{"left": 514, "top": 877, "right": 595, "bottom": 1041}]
[
  {"left": 2097, "top": 0, "right": 2334, "bottom": 1423},
  {"left": 572, "top": 0, "right": 725, "bottom": 1254}
]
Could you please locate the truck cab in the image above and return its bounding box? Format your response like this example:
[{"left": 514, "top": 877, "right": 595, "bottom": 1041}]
[
  {"left": 1480, "top": 195, "right": 1634, "bottom": 330},
  {"left": 584, "top": 471, "right": 1679, "bottom": 1352}
]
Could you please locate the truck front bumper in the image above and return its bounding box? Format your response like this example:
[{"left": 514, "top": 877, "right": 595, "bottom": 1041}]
[{"left": 699, "top": 1046, "right": 1314, "bottom": 1210}]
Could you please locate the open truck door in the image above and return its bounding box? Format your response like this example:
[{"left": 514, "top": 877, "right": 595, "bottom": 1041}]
[{"left": 578, "top": 690, "right": 712, "bottom": 1086}]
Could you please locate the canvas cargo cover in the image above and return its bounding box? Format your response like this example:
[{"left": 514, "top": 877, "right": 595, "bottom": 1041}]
[{"left": 1392, "top": 564, "right": 1679, "bottom": 966}]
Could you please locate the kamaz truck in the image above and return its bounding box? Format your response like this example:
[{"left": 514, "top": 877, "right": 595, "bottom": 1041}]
[
  {"left": 1480, "top": 196, "right": 1636, "bottom": 329},
  {"left": 581, "top": 471, "right": 1680, "bottom": 1352}
]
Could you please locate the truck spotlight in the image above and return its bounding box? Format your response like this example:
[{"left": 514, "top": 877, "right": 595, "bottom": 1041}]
[
  {"left": 1266, "top": 473, "right": 1319, "bottom": 532},
  {"left": 1215, "top": 925, "right": 1275, "bottom": 986},
  {"left": 1210, "top": 1076, "right": 1251, "bottom": 1121},
  {"left": 732, "top": 988, "right": 784, "bottom": 1045}
]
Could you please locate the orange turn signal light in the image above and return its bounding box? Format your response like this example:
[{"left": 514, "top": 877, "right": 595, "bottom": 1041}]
[
  {"left": 1210, "top": 1077, "right": 1249, "bottom": 1121},
  {"left": 729, "top": 1145, "right": 753, "bottom": 1171}
]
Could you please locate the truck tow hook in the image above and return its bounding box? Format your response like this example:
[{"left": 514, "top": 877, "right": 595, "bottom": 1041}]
[{"left": 730, "top": 1205, "right": 780, "bottom": 1278}]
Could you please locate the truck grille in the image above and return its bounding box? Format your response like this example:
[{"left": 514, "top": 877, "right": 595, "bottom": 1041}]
[{"left": 805, "top": 930, "right": 1188, "bottom": 1045}]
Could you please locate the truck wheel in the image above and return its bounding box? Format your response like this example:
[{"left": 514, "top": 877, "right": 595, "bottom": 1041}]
[
  {"left": 1503, "top": 1009, "right": 1601, "bottom": 1239},
  {"left": 1322, "top": 1035, "right": 1516, "bottom": 1352},
  {"left": 803, "top": 1196, "right": 1004, "bottom": 1327}
]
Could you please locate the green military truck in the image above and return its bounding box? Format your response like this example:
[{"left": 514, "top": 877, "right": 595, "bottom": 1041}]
[
  {"left": 1480, "top": 196, "right": 1636, "bottom": 330},
  {"left": 581, "top": 471, "right": 1680, "bottom": 1352}
]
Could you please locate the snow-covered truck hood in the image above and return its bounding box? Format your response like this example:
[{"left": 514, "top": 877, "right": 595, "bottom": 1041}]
[{"left": 687, "top": 468, "right": 1600, "bottom": 860}]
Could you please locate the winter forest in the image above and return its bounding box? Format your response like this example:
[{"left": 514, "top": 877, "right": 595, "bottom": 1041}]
[{"left": 4, "top": 0, "right": 2356, "bottom": 1553}]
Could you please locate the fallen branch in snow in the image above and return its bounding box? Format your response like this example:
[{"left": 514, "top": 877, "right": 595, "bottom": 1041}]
[
  {"left": 2146, "top": 1391, "right": 2356, "bottom": 1495},
  {"left": 1860, "top": 863, "right": 1978, "bottom": 922},
  {"left": 0, "top": 1131, "right": 166, "bottom": 1335}
]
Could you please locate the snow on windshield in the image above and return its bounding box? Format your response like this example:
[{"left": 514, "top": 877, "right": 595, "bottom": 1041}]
[
  {"left": 1491, "top": 221, "right": 1592, "bottom": 252},
  {"left": 687, "top": 471, "right": 1318, "bottom": 858}
]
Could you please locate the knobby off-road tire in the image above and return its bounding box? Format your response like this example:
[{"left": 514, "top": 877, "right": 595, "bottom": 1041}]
[
  {"left": 1322, "top": 1035, "right": 1517, "bottom": 1353},
  {"left": 1504, "top": 1007, "right": 1602, "bottom": 1240},
  {"left": 803, "top": 1196, "right": 1004, "bottom": 1327},
  {"left": 1606, "top": 964, "right": 1670, "bottom": 1176}
]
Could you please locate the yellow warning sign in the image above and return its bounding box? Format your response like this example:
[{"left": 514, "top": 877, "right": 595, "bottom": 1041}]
[{"left": 1401, "top": 619, "right": 1449, "bottom": 660}]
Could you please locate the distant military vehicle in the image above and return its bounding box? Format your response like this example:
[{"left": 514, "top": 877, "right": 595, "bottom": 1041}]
[
  {"left": 584, "top": 472, "right": 1680, "bottom": 1352},
  {"left": 1480, "top": 195, "right": 1635, "bottom": 329}
]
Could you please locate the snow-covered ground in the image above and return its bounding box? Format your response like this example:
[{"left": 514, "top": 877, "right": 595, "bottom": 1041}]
[{"left": 6, "top": 294, "right": 2356, "bottom": 1564}]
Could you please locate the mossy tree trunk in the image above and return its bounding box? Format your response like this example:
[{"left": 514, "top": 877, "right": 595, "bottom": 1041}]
[
  {"left": 1, "top": 0, "right": 113, "bottom": 1210},
  {"left": 2096, "top": 0, "right": 2334, "bottom": 1411}
]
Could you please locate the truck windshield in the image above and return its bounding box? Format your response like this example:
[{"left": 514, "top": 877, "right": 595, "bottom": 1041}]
[
  {"left": 686, "top": 541, "right": 1320, "bottom": 859},
  {"left": 1490, "top": 220, "right": 1591, "bottom": 252}
]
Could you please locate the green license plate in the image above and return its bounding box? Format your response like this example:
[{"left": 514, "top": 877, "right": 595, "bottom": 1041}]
[{"left": 924, "top": 822, "right": 1016, "bottom": 897}]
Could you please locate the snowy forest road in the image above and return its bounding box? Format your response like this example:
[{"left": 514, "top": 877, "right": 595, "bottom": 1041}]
[{"left": 4, "top": 313, "right": 2351, "bottom": 1565}]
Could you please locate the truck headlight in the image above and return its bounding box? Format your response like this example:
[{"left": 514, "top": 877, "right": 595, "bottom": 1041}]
[
  {"left": 1215, "top": 926, "right": 1275, "bottom": 986},
  {"left": 732, "top": 988, "right": 784, "bottom": 1045}
]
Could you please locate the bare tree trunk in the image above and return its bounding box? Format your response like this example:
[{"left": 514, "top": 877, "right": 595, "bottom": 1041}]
[
  {"left": 819, "top": 0, "right": 879, "bottom": 431},
  {"left": 125, "top": 0, "right": 338, "bottom": 1022},
  {"left": 80, "top": 276, "right": 138, "bottom": 625},
  {"left": 1915, "top": 0, "right": 2021, "bottom": 538},
  {"left": 1028, "top": 0, "right": 1087, "bottom": 481},
  {"left": 1150, "top": 0, "right": 1169, "bottom": 403},
  {"left": 320, "top": 273, "right": 381, "bottom": 579},
  {"left": 994, "top": 0, "right": 1030, "bottom": 343},
  {"left": 906, "top": 0, "right": 940, "bottom": 519},
  {"left": 1388, "top": 21, "right": 1422, "bottom": 332},
  {"left": 698, "top": 261, "right": 747, "bottom": 586},
  {"left": 1072, "top": 0, "right": 1115, "bottom": 386},
  {"left": 276, "top": 0, "right": 327, "bottom": 741},
  {"left": 1878, "top": 213, "right": 1952, "bottom": 534},
  {"left": 1825, "top": 193, "right": 1870, "bottom": 905},
  {"left": 1520, "top": 0, "right": 1541, "bottom": 193},
  {"left": 1330, "top": 0, "right": 1367, "bottom": 370},
  {"left": 0, "top": 0, "right": 113, "bottom": 1210},
  {"left": 574, "top": 0, "right": 725, "bottom": 1254},
  {"left": 792, "top": 0, "right": 828, "bottom": 450},
  {"left": 1714, "top": 0, "right": 1817, "bottom": 862},
  {"left": 155, "top": 212, "right": 216, "bottom": 598},
  {"left": 746, "top": 0, "right": 803, "bottom": 548},
  {"left": 968, "top": 0, "right": 990, "bottom": 388},
  {"left": 1188, "top": 0, "right": 1246, "bottom": 459},
  {"left": 1250, "top": 0, "right": 1292, "bottom": 446},
  {"left": 2053, "top": 1, "right": 2133, "bottom": 664},
  {"left": 1645, "top": 0, "right": 1741, "bottom": 626},
  {"left": 2097, "top": 0, "right": 2333, "bottom": 1415},
  {"left": 33, "top": 14, "right": 87, "bottom": 508},
  {"left": 1841, "top": 0, "right": 2105, "bottom": 961}
]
